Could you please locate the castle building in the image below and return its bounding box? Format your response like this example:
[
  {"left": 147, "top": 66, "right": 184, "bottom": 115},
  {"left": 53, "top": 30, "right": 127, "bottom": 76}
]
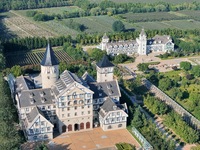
[
  {"left": 8, "top": 44, "right": 128, "bottom": 141},
  {"left": 99, "top": 29, "right": 174, "bottom": 56}
]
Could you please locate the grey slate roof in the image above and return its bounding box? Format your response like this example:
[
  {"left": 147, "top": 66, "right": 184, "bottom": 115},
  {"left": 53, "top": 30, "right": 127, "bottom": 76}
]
[
  {"left": 19, "top": 88, "right": 55, "bottom": 107},
  {"left": 88, "top": 80, "right": 120, "bottom": 99},
  {"left": 53, "top": 70, "right": 86, "bottom": 95},
  {"left": 102, "top": 33, "right": 109, "bottom": 39},
  {"left": 148, "top": 35, "right": 172, "bottom": 45},
  {"left": 26, "top": 107, "right": 39, "bottom": 123},
  {"left": 107, "top": 40, "right": 138, "bottom": 48},
  {"left": 41, "top": 43, "right": 59, "bottom": 66},
  {"left": 96, "top": 55, "right": 114, "bottom": 68},
  {"left": 82, "top": 71, "right": 96, "bottom": 83},
  {"left": 99, "top": 98, "right": 126, "bottom": 118},
  {"left": 15, "top": 76, "right": 35, "bottom": 92}
]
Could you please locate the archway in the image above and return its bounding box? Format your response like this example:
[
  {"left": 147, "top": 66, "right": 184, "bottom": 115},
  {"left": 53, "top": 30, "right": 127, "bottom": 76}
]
[
  {"left": 80, "top": 123, "right": 84, "bottom": 130},
  {"left": 68, "top": 124, "right": 72, "bottom": 131},
  {"left": 62, "top": 125, "right": 66, "bottom": 133},
  {"left": 74, "top": 123, "right": 79, "bottom": 131},
  {"left": 86, "top": 122, "right": 90, "bottom": 129}
]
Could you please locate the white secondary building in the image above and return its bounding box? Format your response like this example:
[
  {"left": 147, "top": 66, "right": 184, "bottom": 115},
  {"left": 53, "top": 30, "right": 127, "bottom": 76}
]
[
  {"left": 99, "top": 29, "right": 174, "bottom": 56},
  {"left": 8, "top": 44, "right": 128, "bottom": 142}
]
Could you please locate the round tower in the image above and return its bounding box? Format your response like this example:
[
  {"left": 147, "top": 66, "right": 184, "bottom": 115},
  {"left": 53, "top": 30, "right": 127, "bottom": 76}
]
[{"left": 41, "top": 43, "right": 59, "bottom": 88}]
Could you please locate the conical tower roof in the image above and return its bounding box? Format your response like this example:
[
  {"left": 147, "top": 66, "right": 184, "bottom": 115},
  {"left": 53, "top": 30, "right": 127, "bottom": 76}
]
[
  {"left": 140, "top": 28, "right": 146, "bottom": 36},
  {"left": 102, "top": 33, "right": 108, "bottom": 39},
  {"left": 96, "top": 55, "right": 114, "bottom": 68},
  {"left": 41, "top": 43, "right": 59, "bottom": 66}
]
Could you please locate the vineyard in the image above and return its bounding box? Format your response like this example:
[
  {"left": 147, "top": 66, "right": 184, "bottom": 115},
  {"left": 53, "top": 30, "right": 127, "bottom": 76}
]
[
  {"left": 1, "top": 11, "right": 57, "bottom": 39},
  {"left": 5, "top": 50, "right": 73, "bottom": 68}
]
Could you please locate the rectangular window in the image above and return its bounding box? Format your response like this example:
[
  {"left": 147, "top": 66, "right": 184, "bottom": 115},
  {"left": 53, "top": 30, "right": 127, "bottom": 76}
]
[
  {"left": 25, "top": 108, "right": 29, "bottom": 112},
  {"left": 88, "top": 105, "right": 90, "bottom": 109},
  {"left": 82, "top": 106, "right": 84, "bottom": 109},
  {"left": 62, "top": 114, "right": 64, "bottom": 118},
  {"left": 75, "top": 106, "right": 77, "bottom": 110},
  {"left": 47, "top": 127, "right": 51, "bottom": 131},
  {"left": 75, "top": 112, "right": 77, "bottom": 116},
  {"left": 41, "top": 121, "right": 45, "bottom": 126},
  {"left": 67, "top": 107, "right": 70, "bottom": 111},
  {"left": 88, "top": 111, "right": 90, "bottom": 114},
  {"left": 62, "top": 108, "right": 65, "bottom": 112},
  {"left": 68, "top": 113, "right": 70, "bottom": 117},
  {"left": 82, "top": 112, "right": 84, "bottom": 115}
]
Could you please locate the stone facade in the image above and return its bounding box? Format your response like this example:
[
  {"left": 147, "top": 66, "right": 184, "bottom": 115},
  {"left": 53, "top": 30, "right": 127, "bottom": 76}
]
[{"left": 99, "top": 29, "right": 174, "bottom": 56}]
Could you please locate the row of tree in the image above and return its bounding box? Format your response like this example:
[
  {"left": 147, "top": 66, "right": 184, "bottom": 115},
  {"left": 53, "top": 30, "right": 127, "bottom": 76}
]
[
  {"left": 144, "top": 94, "right": 199, "bottom": 143},
  {"left": 0, "top": 41, "right": 24, "bottom": 149},
  {"left": 3, "top": 28, "right": 200, "bottom": 54},
  {"left": 120, "top": 90, "right": 176, "bottom": 150}
]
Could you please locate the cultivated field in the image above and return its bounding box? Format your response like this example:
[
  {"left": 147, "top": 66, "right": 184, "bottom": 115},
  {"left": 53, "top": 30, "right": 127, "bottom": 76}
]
[
  {"left": 0, "top": 11, "right": 57, "bottom": 39},
  {"left": 5, "top": 48, "right": 73, "bottom": 67},
  {"left": 89, "top": 0, "right": 198, "bottom": 4}
]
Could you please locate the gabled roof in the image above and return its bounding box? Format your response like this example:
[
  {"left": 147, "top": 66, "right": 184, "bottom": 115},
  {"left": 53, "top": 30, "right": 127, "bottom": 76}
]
[
  {"left": 99, "top": 98, "right": 127, "bottom": 118},
  {"left": 96, "top": 55, "right": 114, "bottom": 68},
  {"left": 41, "top": 43, "right": 59, "bottom": 66},
  {"left": 25, "top": 106, "right": 53, "bottom": 128}
]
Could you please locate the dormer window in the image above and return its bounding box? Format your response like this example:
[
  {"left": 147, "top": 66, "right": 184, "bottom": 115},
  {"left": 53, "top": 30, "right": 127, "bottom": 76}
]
[
  {"left": 40, "top": 91, "right": 45, "bottom": 97},
  {"left": 41, "top": 97, "right": 46, "bottom": 103},
  {"left": 30, "top": 98, "right": 35, "bottom": 104},
  {"left": 29, "top": 92, "right": 34, "bottom": 98}
]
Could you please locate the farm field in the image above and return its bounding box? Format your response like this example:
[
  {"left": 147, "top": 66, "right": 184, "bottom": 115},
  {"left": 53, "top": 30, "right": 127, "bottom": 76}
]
[
  {"left": 89, "top": 0, "right": 198, "bottom": 4},
  {"left": 12, "top": 11, "right": 135, "bottom": 36},
  {"left": 118, "top": 12, "right": 189, "bottom": 22},
  {"left": 0, "top": 11, "right": 57, "bottom": 39},
  {"left": 5, "top": 48, "right": 73, "bottom": 67},
  {"left": 134, "top": 20, "right": 200, "bottom": 30}
]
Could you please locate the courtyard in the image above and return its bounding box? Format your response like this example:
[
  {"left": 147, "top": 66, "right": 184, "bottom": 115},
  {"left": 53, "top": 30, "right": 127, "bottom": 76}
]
[{"left": 47, "top": 127, "right": 140, "bottom": 150}]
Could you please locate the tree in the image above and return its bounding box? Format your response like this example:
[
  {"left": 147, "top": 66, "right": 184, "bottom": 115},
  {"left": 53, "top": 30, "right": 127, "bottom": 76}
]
[
  {"left": 168, "top": 88, "right": 183, "bottom": 100},
  {"left": 180, "top": 61, "right": 191, "bottom": 71},
  {"left": 10, "top": 65, "right": 23, "bottom": 77},
  {"left": 112, "top": 20, "right": 125, "bottom": 32},
  {"left": 191, "top": 65, "right": 200, "bottom": 77},
  {"left": 158, "top": 78, "right": 172, "bottom": 91},
  {"left": 87, "top": 48, "right": 106, "bottom": 62},
  {"left": 137, "top": 63, "right": 149, "bottom": 72},
  {"left": 113, "top": 54, "right": 128, "bottom": 64}
]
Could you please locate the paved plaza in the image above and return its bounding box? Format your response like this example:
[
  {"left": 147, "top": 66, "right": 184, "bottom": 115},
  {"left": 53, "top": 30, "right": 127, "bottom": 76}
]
[
  {"left": 48, "top": 128, "right": 140, "bottom": 150},
  {"left": 120, "top": 52, "right": 197, "bottom": 73}
]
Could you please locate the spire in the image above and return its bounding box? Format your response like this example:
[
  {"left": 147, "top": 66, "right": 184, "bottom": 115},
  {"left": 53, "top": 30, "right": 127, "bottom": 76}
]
[
  {"left": 102, "top": 33, "right": 108, "bottom": 39},
  {"left": 41, "top": 43, "right": 59, "bottom": 66},
  {"left": 96, "top": 55, "right": 114, "bottom": 68},
  {"left": 140, "top": 28, "right": 146, "bottom": 36}
]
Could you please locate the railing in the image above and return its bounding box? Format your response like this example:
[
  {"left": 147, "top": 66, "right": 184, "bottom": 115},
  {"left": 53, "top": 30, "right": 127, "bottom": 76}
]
[
  {"left": 132, "top": 127, "right": 153, "bottom": 150},
  {"left": 142, "top": 78, "right": 200, "bottom": 130}
]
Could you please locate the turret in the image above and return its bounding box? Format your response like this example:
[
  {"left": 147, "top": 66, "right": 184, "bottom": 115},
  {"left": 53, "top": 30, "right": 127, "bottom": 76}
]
[
  {"left": 136, "top": 28, "right": 147, "bottom": 55},
  {"left": 101, "top": 33, "right": 109, "bottom": 50},
  {"left": 41, "top": 43, "right": 59, "bottom": 88},
  {"left": 96, "top": 55, "right": 114, "bottom": 82}
]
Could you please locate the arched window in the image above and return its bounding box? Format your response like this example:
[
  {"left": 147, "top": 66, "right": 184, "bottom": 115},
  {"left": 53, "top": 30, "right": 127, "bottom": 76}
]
[
  {"left": 86, "top": 122, "right": 90, "bottom": 129},
  {"left": 108, "top": 125, "right": 112, "bottom": 129},
  {"left": 68, "top": 124, "right": 72, "bottom": 131},
  {"left": 80, "top": 123, "right": 84, "bottom": 130},
  {"left": 118, "top": 124, "right": 122, "bottom": 128},
  {"left": 74, "top": 100, "right": 77, "bottom": 105}
]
